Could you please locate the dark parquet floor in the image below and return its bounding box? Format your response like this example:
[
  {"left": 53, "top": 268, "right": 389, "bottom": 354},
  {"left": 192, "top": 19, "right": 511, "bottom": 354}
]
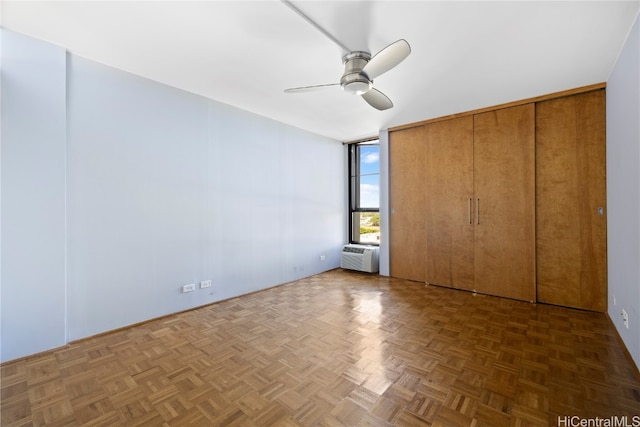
[{"left": 2, "top": 269, "right": 640, "bottom": 426}]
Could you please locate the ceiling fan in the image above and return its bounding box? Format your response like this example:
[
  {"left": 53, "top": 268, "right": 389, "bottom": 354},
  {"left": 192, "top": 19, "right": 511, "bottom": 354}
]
[{"left": 282, "top": 1, "right": 411, "bottom": 111}]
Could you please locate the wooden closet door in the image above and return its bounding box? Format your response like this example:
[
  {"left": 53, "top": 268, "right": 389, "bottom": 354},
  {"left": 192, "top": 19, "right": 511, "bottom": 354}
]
[
  {"left": 389, "top": 126, "right": 426, "bottom": 282},
  {"left": 536, "top": 90, "right": 607, "bottom": 311},
  {"left": 473, "top": 104, "right": 536, "bottom": 301},
  {"left": 424, "top": 117, "right": 474, "bottom": 290}
]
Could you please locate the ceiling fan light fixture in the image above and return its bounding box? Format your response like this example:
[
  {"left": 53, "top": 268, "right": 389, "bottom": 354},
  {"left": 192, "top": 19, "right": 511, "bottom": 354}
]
[
  {"left": 341, "top": 79, "right": 372, "bottom": 95},
  {"left": 340, "top": 72, "right": 372, "bottom": 95},
  {"left": 340, "top": 51, "right": 373, "bottom": 95}
]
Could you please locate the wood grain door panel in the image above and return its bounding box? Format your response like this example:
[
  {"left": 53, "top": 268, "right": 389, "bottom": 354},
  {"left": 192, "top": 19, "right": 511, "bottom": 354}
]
[
  {"left": 424, "top": 117, "right": 474, "bottom": 290},
  {"left": 389, "top": 126, "right": 426, "bottom": 282},
  {"left": 536, "top": 90, "right": 607, "bottom": 311},
  {"left": 473, "top": 104, "right": 536, "bottom": 302}
]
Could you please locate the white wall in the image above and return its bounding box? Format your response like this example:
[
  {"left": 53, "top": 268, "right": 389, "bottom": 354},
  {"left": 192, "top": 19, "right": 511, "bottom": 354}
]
[
  {"left": 378, "top": 130, "right": 390, "bottom": 276},
  {"left": 607, "top": 12, "right": 640, "bottom": 367},
  {"left": 1, "top": 30, "right": 67, "bottom": 361},
  {"left": 1, "top": 30, "right": 346, "bottom": 362}
]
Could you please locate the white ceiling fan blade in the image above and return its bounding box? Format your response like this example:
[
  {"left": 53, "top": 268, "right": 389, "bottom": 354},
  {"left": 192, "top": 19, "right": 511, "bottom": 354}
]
[
  {"left": 284, "top": 83, "right": 340, "bottom": 93},
  {"left": 361, "top": 88, "right": 393, "bottom": 110},
  {"left": 362, "top": 39, "right": 411, "bottom": 80}
]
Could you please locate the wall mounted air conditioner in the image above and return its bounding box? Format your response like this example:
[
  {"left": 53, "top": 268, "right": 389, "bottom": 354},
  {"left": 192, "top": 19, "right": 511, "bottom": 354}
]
[{"left": 340, "top": 244, "right": 379, "bottom": 273}]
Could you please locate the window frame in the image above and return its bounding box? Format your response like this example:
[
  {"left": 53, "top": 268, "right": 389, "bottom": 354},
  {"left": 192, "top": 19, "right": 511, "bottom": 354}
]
[{"left": 348, "top": 139, "right": 380, "bottom": 246}]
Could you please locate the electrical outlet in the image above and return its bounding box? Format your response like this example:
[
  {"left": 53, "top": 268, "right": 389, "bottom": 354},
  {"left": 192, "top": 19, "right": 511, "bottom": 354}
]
[
  {"left": 200, "top": 280, "right": 212, "bottom": 289},
  {"left": 320, "top": 255, "right": 326, "bottom": 261},
  {"left": 622, "top": 309, "right": 629, "bottom": 329},
  {"left": 182, "top": 283, "right": 196, "bottom": 293}
]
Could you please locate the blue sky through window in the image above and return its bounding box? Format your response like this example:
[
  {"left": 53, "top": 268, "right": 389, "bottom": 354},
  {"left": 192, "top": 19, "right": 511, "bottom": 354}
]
[{"left": 359, "top": 145, "right": 379, "bottom": 209}]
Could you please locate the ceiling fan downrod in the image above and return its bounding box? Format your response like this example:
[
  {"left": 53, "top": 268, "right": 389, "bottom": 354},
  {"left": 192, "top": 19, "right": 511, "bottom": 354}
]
[{"left": 281, "top": 0, "right": 352, "bottom": 53}]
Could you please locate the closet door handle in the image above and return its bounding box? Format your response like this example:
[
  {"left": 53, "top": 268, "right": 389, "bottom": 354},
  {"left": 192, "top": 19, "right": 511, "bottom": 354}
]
[
  {"left": 476, "top": 198, "right": 480, "bottom": 225},
  {"left": 468, "top": 198, "right": 472, "bottom": 224}
]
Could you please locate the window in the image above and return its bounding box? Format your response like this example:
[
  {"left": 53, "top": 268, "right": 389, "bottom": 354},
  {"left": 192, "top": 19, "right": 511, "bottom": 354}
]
[{"left": 349, "top": 140, "right": 380, "bottom": 245}]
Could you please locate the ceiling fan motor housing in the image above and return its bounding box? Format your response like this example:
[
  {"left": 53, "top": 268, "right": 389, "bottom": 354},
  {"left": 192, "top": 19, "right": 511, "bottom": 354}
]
[{"left": 341, "top": 51, "right": 372, "bottom": 95}]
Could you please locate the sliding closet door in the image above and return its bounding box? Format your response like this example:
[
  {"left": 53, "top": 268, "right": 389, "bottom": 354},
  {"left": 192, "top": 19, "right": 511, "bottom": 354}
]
[
  {"left": 536, "top": 90, "right": 607, "bottom": 311},
  {"left": 424, "top": 117, "right": 474, "bottom": 290},
  {"left": 389, "top": 126, "right": 426, "bottom": 282},
  {"left": 473, "top": 104, "right": 536, "bottom": 301}
]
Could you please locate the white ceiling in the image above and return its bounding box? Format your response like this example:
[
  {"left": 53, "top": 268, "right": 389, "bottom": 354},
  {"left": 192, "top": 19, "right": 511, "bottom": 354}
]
[{"left": 2, "top": 1, "right": 639, "bottom": 141}]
